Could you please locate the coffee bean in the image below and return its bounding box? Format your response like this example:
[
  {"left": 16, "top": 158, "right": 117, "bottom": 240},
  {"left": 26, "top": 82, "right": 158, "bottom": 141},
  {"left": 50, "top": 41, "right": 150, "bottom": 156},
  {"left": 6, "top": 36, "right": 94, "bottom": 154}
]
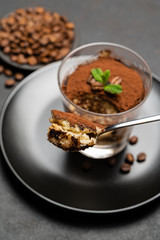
[
  {"left": 82, "top": 160, "right": 92, "bottom": 171},
  {"left": 91, "top": 81, "right": 104, "bottom": 91},
  {"left": 7, "top": 16, "right": 16, "bottom": 25},
  {"left": 40, "top": 37, "right": 49, "bottom": 46},
  {"left": 65, "top": 22, "right": 75, "bottom": 29},
  {"left": 26, "top": 47, "right": 33, "bottom": 55},
  {"left": 55, "top": 47, "right": 70, "bottom": 60},
  {"left": 137, "top": 152, "right": 146, "bottom": 162},
  {"left": 27, "top": 56, "right": 38, "bottom": 66},
  {"left": 17, "top": 54, "right": 27, "bottom": 64},
  {"left": 10, "top": 55, "right": 18, "bottom": 62},
  {"left": 5, "top": 78, "right": 16, "bottom": 87},
  {"left": 40, "top": 57, "right": 51, "bottom": 64},
  {"left": 12, "top": 47, "right": 21, "bottom": 54},
  {"left": 120, "top": 163, "right": 131, "bottom": 173},
  {"left": 66, "top": 30, "right": 75, "bottom": 41},
  {"left": 0, "top": 39, "right": 9, "bottom": 47},
  {"left": 129, "top": 136, "right": 138, "bottom": 145},
  {"left": 4, "top": 69, "right": 13, "bottom": 76},
  {"left": 62, "top": 39, "right": 71, "bottom": 47},
  {"left": 14, "top": 73, "right": 24, "bottom": 81},
  {"left": 3, "top": 46, "right": 11, "bottom": 54},
  {"left": 53, "top": 25, "right": 61, "bottom": 32},
  {"left": 0, "top": 65, "right": 4, "bottom": 73},
  {"left": 35, "top": 6, "right": 45, "bottom": 14},
  {"left": 125, "top": 153, "right": 134, "bottom": 164}
]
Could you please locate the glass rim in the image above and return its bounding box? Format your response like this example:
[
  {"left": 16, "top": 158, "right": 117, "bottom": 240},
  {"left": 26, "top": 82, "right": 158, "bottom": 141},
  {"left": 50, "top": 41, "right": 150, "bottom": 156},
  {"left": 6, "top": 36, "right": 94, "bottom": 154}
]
[{"left": 58, "top": 42, "right": 153, "bottom": 117}]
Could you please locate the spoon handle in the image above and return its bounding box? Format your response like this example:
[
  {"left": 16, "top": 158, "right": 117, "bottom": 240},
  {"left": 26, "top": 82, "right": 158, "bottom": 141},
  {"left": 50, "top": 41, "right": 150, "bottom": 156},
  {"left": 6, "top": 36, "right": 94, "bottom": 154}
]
[{"left": 104, "top": 114, "right": 160, "bottom": 133}]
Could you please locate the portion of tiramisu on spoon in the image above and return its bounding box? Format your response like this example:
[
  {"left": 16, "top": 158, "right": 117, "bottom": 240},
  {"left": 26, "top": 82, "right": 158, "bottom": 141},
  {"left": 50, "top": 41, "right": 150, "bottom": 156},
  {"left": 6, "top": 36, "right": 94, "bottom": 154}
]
[{"left": 47, "top": 110, "right": 160, "bottom": 151}]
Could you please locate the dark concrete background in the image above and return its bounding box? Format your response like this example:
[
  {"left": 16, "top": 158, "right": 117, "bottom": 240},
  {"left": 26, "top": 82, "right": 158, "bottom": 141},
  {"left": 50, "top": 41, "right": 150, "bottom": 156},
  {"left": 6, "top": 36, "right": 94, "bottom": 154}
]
[{"left": 0, "top": 0, "right": 160, "bottom": 239}]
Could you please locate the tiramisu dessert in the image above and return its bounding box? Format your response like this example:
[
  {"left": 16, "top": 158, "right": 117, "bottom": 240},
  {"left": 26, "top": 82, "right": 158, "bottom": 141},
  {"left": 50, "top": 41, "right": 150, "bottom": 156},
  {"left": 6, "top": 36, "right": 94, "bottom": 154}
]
[
  {"left": 62, "top": 50, "right": 145, "bottom": 114},
  {"left": 48, "top": 48, "right": 150, "bottom": 156},
  {"left": 47, "top": 110, "right": 104, "bottom": 151}
]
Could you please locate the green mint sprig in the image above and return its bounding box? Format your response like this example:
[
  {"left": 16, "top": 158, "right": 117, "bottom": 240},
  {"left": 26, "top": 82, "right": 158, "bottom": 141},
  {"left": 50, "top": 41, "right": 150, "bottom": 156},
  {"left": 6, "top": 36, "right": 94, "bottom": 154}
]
[{"left": 91, "top": 68, "right": 122, "bottom": 94}]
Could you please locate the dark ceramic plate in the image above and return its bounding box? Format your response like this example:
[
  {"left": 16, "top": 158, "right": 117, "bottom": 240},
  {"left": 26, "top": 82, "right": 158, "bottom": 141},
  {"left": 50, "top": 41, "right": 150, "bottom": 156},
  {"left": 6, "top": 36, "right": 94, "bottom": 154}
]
[{"left": 0, "top": 62, "right": 160, "bottom": 213}]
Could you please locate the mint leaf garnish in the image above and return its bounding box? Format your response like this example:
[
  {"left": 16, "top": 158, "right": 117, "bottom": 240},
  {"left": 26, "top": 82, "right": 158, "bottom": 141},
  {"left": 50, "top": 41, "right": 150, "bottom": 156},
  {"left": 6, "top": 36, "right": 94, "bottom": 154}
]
[
  {"left": 102, "top": 69, "right": 110, "bottom": 85},
  {"left": 91, "top": 68, "right": 103, "bottom": 82},
  {"left": 103, "top": 84, "right": 122, "bottom": 94},
  {"left": 91, "top": 68, "right": 122, "bottom": 94}
]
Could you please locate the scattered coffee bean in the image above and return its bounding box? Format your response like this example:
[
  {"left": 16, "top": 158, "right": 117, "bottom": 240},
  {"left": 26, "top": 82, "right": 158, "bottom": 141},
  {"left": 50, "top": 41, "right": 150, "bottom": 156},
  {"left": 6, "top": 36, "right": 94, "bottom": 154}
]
[
  {"left": 120, "top": 163, "right": 131, "bottom": 173},
  {"left": 4, "top": 68, "right": 13, "bottom": 76},
  {"left": 125, "top": 153, "right": 134, "bottom": 164},
  {"left": 129, "top": 136, "right": 138, "bottom": 145},
  {"left": 14, "top": 73, "right": 24, "bottom": 81},
  {"left": 0, "top": 65, "right": 4, "bottom": 73},
  {"left": 137, "top": 152, "right": 146, "bottom": 162},
  {"left": 82, "top": 160, "right": 92, "bottom": 171},
  {"left": 5, "top": 78, "right": 16, "bottom": 87},
  {"left": 0, "top": 61, "right": 27, "bottom": 87}
]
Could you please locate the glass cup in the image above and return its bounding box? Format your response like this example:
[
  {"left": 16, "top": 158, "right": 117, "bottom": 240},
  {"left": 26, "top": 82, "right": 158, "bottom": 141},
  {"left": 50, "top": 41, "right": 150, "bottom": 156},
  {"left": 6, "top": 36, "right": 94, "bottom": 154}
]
[{"left": 58, "top": 42, "right": 152, "bottom": 159}]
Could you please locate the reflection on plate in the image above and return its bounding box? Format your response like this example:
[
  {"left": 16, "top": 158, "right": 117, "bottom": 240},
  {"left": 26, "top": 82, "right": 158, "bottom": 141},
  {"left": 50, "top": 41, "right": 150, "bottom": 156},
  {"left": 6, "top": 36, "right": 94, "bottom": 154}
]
[{"left": 0, "top": 62, "right": 160, "bottom": 213}]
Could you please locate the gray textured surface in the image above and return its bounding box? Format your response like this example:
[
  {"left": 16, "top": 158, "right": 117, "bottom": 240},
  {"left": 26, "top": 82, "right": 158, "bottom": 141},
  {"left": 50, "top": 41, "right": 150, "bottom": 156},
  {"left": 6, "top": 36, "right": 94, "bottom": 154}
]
[{"left": 0, "top": 0, "right": 160, "bottom": 239}]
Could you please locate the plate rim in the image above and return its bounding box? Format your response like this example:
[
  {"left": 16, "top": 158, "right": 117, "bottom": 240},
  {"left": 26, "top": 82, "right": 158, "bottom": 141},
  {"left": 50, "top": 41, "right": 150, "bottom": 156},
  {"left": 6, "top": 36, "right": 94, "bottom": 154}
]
[{"left": 0, "top": 64, "right": 160, "bottom": 214}]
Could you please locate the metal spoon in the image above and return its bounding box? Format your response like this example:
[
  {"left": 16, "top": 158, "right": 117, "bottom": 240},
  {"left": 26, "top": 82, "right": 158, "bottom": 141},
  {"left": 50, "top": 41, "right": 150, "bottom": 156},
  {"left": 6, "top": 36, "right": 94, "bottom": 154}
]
[{"left": 101, "top": 114, "right": 160, "bottom": 136}]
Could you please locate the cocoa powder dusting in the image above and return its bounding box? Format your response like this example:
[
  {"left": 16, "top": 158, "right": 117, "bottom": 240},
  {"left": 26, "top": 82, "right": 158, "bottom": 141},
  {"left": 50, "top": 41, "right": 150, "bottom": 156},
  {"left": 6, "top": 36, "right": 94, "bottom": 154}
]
[
  {"left": 52, "top": 110, "right": 104, "bottom": 130},
  {"left": 63, "top": 57, "right": 144, "bottom": 112}
]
